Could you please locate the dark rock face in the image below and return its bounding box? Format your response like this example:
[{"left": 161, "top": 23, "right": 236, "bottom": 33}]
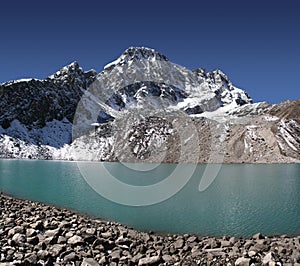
[
  {"left": 106, "top": 81, "right": 187, "bottom": 111},
  {"left": 184, "top": 105, "right": 203, "bottom": 115},
  {"left": 0, "top": 193, "right": 300, "bottom": 265},
  {"left": 0, "top": 63, "right": 96, "bottom": 130}
]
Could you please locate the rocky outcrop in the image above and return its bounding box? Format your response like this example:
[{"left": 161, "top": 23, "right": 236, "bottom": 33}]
[{"left": 0, "top": 62, "right": 96, "bottom": 130}]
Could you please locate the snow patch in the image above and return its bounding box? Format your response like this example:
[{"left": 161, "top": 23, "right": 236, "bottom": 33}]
[
  {"left": 278, "top": 120, "right": 298, "bottom": 151},
  {"left": 2, "top": 78, "right": 41, "bottom": 86},
  {"left": 264, "top": 115, "right": 279, "bottom": 121}
]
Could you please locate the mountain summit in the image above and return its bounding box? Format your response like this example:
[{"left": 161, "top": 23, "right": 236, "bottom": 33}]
[
  {"left": 98, "top": 47, "right": 253, "bottom": 117},
  {"left": 0, "top": 47, "right": 299, "bottom": 163},
  {"left": 104, "top": 47, "right": 169, "bottom": 71}
]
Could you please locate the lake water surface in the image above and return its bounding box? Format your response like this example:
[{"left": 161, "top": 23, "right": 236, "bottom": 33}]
[{"left": 0, "top": 159, "right": 299, "bottom": 237}]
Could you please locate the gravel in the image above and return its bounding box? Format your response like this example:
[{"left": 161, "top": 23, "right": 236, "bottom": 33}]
[{"left": 0, "top": 192, "right": 299, "bottom": 265}]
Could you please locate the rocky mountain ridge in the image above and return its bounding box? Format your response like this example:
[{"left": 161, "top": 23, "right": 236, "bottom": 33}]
[{"left": 0, "top": 47, "right": 299, "bottom": 163}]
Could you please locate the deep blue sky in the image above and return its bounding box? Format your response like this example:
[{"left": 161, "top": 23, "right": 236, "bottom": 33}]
[{"left": 0, "top": 0, "right": 299, "bottom": 103}]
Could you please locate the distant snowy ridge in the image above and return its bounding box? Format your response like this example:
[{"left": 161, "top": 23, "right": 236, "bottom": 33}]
[
  {"left": 0, "top": 47, "right": 299, "bottom": 163},
  {"left": 1, "top": 78, "right": 42, "bottom": 86}
]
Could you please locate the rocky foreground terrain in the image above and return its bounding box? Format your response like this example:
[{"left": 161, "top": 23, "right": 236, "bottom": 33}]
[
  {"left": 0, "top": 193, "right": 300, "bottom": 266},
  {"left": 0, "top": 47, "right": 299, "bottom": 163}
]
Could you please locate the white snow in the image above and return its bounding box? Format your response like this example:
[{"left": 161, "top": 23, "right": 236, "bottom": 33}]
[
  {"left": 279, "top": 120, "right": 298, "bottom": 151},
  {"left": 0, "top": 118, "right": 73, "bottom": 159},
  {"left": 103, "top": 59, "right": 121, "bottom": 70},
  {"left": 246, "top": 126, "right": 257, "bottom": 140},
  {"left": 192, "top": 101, "right": 239, "bottom": 123},
  {"left": 244, "top": 139, "right": 249, "bottom": 150},
  {"left": 2, "top": 78, "right": 40, "bottom": 85},
  {"left": 264, "top": 115, "right": 279, "bottom": 121}
]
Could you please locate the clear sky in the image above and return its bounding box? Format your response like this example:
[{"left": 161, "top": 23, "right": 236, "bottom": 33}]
[{"left": 0, "top": 0, "right": 299, "bottom": 103}]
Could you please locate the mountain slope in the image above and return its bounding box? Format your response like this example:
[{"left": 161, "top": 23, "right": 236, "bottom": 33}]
[{"left": 0, "top": 47, "right": 299, "bottom": 163}]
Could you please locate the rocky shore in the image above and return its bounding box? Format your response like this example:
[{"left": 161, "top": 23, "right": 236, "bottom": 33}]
[{"left": 0, "top": 193, "right": 299, "bottom": 266}]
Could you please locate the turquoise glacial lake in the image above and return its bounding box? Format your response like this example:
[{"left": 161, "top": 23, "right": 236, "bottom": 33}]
[{"left": 0, "top": 159, "right": 299, "bottom": 237}]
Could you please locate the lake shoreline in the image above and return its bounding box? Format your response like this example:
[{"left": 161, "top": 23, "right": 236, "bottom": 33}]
[
  {"left": 1, "top": 192, "right": 299, "bottom": 265},
  {"left": 1, "top": 156, "right": 300, "bottom": 165}
]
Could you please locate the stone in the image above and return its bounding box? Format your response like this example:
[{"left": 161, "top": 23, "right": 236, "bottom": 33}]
[
  {"left": 110, "top": 249, "right": 121, "bottom": 261},
  {"left": 44, "top": 228, "right": 60, "bottom": 237},
  {"left": 207, "top": 238, "right": 219, "bottom": 249},
  {"left": 235, "top": 257, "right": 250, "bottom": 266},
  {"left": 187, "top": 236, "right": 197, "bottom": 242},
  {"left": 81, "top": 258, "right": 100, "bottom": 266},
  {"left": 220, "top": 240, "right": 231, "bottom": 248},
  {"left": 67, "top": 235, "right": 84, "bottom": 245},
  {"left": 262, "top": 252, "right": 275, "bottom": 265},
  {"left": 30, "top": 220, "right": 43, "bottom": 230},
  {"left": 26, "top": 228, "right": 37, "bottom": 237},
  {"left": 24, "top": 253, "right": 38, "bottom": 264},
  {"left": 252, "top": 233, "right": 264, "bottom": 240},
  {"left": 101, "top": 232, "right": 112, "bottom": 238},
  {"left": 65, "top": 231, "right": 74, "bottom": 238},
  {"left": 204, "top": 248, "right": 224, "bottom": 253},
  {"left": 131, "top": 253, "right": 144, "bottom": 264},
  {"left": 278, "top": 246, "right": 286, "bottom": 255},
  {"left": 50, "top": 244, "right": 65, "bottom": 256},
  {"left": 191, "top": 250, "right": 202, "bottom": 258},
  {"left": 64, "top": 252, "right": 77, "bottom": 261},
  {"left": 85, "top": 228, "right": 96, "bottom": 235},
  {"left": 35, "top": 241, "right": 47, "bottom": 250},
  {"left": 13, "top": 252, "right": 24, "bottom": 260},
  {"left": 27, "top": 236, "right": 39, "bottom": 245},
  {"left": 138, "top": 255, "right": 160, "bottom": 265},
  {"left": 232, "top": 246, "right": 240, "bottom": 255},
  {"left": 140, "top": 233, "right": 151, "bottom": 242},
  {"left": 248, "top": 250, "right": 256, "bottom": 257},
  {"left": 174, "top": 238, "right": 185, "bottom": 249},
  {"left": 127, "top": 229, "right": 139, "bottom": 239},
  {"left": 115, "top": 236, "right": 130, "bottom": 245},
  {"left": 12, "top": 233, "right": 26, "bottom": 244},
  {"left": 98, "top": 256, "right": 106, "bottom": 264},
  {"left": 44, "top": 235, "right": 57, "bottom": 245},
  {"left": 251, "top": 242, "right": 268, "bottom": 252},
  {"left": 8, "top": 226, "right": 24, "bottom": 237},
  {"left": 162, "top": 254, "right": 173, "bottom": 262},
  {"left": 229, "top": 237, "right": 236, "bottom": 244},
  {"left": 57, "top": 235, "right": 67, "bottom": 244},
  {"left": 37, "top": 250, "right": 49, "bottom": 260}
]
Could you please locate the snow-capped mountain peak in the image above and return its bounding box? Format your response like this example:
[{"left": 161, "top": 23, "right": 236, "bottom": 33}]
[
  {"left": 97, "top": 47, "right": 252, "bottom": 118},
  {"left": 104, "top": 47, "right": 169, "bottom": 70},
  {"left": 46, "top": 61, "right": 97, "bottom": 89},
  {"left": 122, "top": 46, "right": 169, "bottom": 62},
  {"left": 49, "top": 61, "right": 84, "bottom": 80}
]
